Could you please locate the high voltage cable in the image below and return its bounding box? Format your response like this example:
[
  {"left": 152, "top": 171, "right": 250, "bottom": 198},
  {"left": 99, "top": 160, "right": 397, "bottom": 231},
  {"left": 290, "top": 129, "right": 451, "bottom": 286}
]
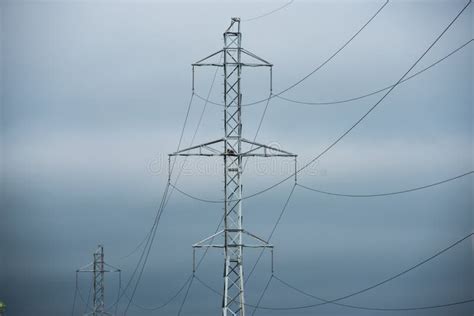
[
  {"left": 274, "top": 0, "right": 389, "bottom": 97},
  {"left": 121, "top": 90, "right": 198, "bottom": 314},
  {"left": 116, "top": 92, "right": 196, "bottom": 259},
  {"left": 122, "top": 275, "right": 192, "bottom": 311},
  {"left": 83, "top": 276, "right": 92, "bottom": 314},
  {"left": 123, "top": 216, "right": 224, "bottom": 311},
  {"left": 188, "top": 0, "right": 473, "bottom": 204},
  {"left": 171, "top": 170, "right": 473, "bottom": 204},
  {"left": 71, "top": 276, "right": 78, "bottom": 316},
  {"left": 245, "top": 183, "right": 296, "bottom": 283},
  {"left": 194, "top": 232, "right": 473, "bottom": 311},
  {"left": 243, "top": 0, "right": 295, "bottom": 22},
  {"left": 104, "top": 1, "right": 469, "bottom": 312},
  {"left": 120, "top": 56, "right": 223, "bottom": 312},
  {"left": 126, "top": 214, "right": 225, "bottom": 311},
  {"left": 255, "top": 232, "right": 474, "bottom": 310},
  {"left": 297, "top": 171, "right": 473, "bottom": 197},
  {"left": 258, "top": 0, "right": 472, "bottom": 201},
  {"left": 277, "top": 38, "right": 473, "bottom": 105},
  {"left": 123, "top": 182, "right": 171, "bottom": 314},
  {"left": 273, "top": 274, "right": 474, "bottom": 311},
  {"left": 242, "top": 92, "right": 273, "bottom": 171},
  {"left": 122, "top": 115, "right": 194, "bottom": 312},
  {"left": 194, "top": 0, "right": 389, "bottom": 107},
  {"left": 244, "top": 184, "right": 296, "bottom": 314},
  {"left": 250, "top": 275, "right": 273, "bottom": 316},
  {"left": 177, "top": 276, "right": 195, "bottom": 316}
]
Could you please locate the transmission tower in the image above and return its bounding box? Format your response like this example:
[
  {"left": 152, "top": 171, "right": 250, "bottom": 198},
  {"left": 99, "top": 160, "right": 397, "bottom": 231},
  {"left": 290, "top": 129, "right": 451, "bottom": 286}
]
[
  {"left": 76, "top": 245, "right": 121, "bottom": 316},
  {"left": 170, "top": 17, "right": 297, "bottom": 316}
]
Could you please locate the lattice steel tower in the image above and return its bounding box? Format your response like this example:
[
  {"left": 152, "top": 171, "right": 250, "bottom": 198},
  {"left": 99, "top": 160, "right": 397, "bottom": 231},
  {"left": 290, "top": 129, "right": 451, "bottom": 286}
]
[
  {"left": 170, "top": 18, "right": 296, "bottom": 316},
  {"left": 76, "top": 245, "right": 121, "bottom": 316}
]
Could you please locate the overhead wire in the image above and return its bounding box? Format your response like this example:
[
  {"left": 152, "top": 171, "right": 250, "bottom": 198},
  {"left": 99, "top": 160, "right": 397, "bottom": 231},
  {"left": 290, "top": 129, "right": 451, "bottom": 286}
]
[
  {"left": 75, "top": 277, "right": 93, "bottom": 313},
  {"left": 121, "top": 54, "right": 223, "bottom": 312},
  {"left": 297, "top": 171, "right": 474, "bottom": 197},
  {"left": 125, "top": 214, "right": 224, "bottom": 312},
  {"left": 250, "top": 275, "right": 273, "bottom": 316},
  {"left": 195, "top": 0, "right": 389, "bottom": 107},
  {"left": 274, "top": 0, "right": 389, "bottom": 97},
  {"left": 181, "top": 0, "right": 472, "bottom": 204},
  {"left": 71, "top": 275, "right": 78, "bottom": 316},
  {"left": 254, "top": 231, "right": 474, "bottom": 310},
  {"left": 120, "top": 87, "right": 198, "bottom": 314},
  {"left": 123, "top": 182, "right": 171, "bottom": 314},
  {"left": 277, "top": 38, "right": 474, "bottom": 105},
  {"left": 194, "top": 232, "right": 473, "bottom": 311},
  {"left": 123, "top": 275, "right": 192, "bottom": 311},
  {"left": 243, "top": 0, "right": 295, "bottom": 22},
  {"left": 273, "top": 274, "right": 474, "bottom": 311},
  {"left": 242, "top": 92, "right": 273, "bottom": 171},
  {"left": 171, "top": 170, "right": 473, "bottom": 204},
  {"left": 177, "top": 276, "right": 195, "bottom": 316},
  {"left": 107, "top": 1, "right": 470, "bottom": 313},
  {"left": 81, "top": 274, "right": 93, "bottom": 314},
  {"left": 245, "top": 183, "right": 296, "bottom": 283}
]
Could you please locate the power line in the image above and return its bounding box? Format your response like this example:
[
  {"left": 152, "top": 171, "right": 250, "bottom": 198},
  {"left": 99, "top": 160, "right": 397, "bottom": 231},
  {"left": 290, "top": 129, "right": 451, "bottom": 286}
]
[
  {"left": 120, "top": 56, "right": 223, "bottom": 312},
  {"left": 243, "top": 0, "right": 295, "bottom": 22},
  {"left": 123, "top": 182, "right": 170, "bottom": 314},
  {"left": 245, "top": 183, "right": 296, "bottom": 283},
  {"left": 189, "top": 1, "right": 472, "bottom": 210},
  {"left": 123, "top": 275, "right": 192, "bottom": 311},
  {"left": 122, "top": 92, "right": 197, "bottom": 312},
  {"left": 207, "top": 0, "right": 472, "bottom": 203},
  {"left": 124, "top": 214, "right": 224, "bottom": 311},
  {"left": 254, "top": 232, "right": 474, "bottom": 310},
  {"left": 297, "top": 171, "right": 473, "bottom": 197},
  {"left": 194, "top": 232, "right": 473, "bottom": 311},
  {"left": 194, "top": 0, "right": 389, "bottom": 107},
  {"left": 115, "top": 1, "right": 469, "bottom": 312},
  {"left": 277, "top": 38, "right": 473, "bottom": 105},
  {"left": 273, "top": 274, "right": 474, "bottom": 311},
  {"left": 177, "top": 276, "right": 194, "bottom": 316},
  {"left": 123, "top": 215, "right": 223, "bottom": 311},
  {"left": 116, "top": 92, "right": 196, "bottom": 261},
  {"left": 71, "top": 276, "right": 78, "bottom": 316},
  {"left": 171, "top": 169, "right": 473, "bottom": 204},
  {"left": 83, "top": 275, "right": 92, "bottom": 315},
  {"left": 242, "top": 92, "right": 273, "bottom": 171},
  {"left": 275, "top": 0, "right": 389, "bottom": 97},
  {"left": 250, "top": 275, "right": 273, "bottom": 316}
]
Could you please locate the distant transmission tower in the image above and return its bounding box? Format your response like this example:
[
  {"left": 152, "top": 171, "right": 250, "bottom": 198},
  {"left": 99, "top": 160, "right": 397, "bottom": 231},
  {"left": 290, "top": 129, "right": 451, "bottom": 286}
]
[
  {"left": 170, "top": 17, "right": 297, "bottom": 316},
  {"left": 77, "top": 245, "right": 121, "bottom": 316}
]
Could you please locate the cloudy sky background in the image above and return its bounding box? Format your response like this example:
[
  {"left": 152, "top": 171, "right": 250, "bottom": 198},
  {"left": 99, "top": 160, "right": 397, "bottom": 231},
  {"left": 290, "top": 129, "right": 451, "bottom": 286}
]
[{"left": 1, "top": 0, "right": 473, "bottom": 315}]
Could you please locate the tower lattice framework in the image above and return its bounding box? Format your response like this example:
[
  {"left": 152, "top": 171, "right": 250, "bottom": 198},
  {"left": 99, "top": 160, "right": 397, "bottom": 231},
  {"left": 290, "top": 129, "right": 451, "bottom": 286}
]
[
  {"left": 170, "top": 17, "right": 297, "bottom": 316},
  {"left": 77, "top": 245, "right": 121, "bottom": 316}
]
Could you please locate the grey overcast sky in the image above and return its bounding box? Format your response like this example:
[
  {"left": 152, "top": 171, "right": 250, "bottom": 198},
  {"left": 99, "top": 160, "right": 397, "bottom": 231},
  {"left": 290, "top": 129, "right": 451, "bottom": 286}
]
[{"left": 1, "top": 0, "right": 473, "bottom": 315}]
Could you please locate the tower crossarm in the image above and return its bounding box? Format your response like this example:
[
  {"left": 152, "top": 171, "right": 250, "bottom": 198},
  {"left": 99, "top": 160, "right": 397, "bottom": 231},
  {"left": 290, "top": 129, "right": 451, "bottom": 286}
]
[
  {"left": 192, "top": 230, "right": 273, "bottom": 273},
  {"left": 193, "top": 230, "right": 272, "bottom": 249},
  {"left": 193, "top": 49, "right": 225, "bottom": 67},
  {"left": 240, "top": 139, "right": 296, "bottom": 157},
  {"left": 169, "top": 138, "right": 225, "bottom": 157},
  {"left": 168, "top": 138, "right": 296, "bottom": 158},
  {"left": 193, "top": 48, "right": 272, "bottom": 68}
]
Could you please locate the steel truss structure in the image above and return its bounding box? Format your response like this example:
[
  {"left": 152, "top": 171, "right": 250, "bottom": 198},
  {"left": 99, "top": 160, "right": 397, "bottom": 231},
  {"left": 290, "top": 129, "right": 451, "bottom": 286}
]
[
  {"left": 77, "top": 245, "right": 120, "bottom": 316},
  {"left": 170, "top": 18, "right": 297, "bottom": 316}
]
